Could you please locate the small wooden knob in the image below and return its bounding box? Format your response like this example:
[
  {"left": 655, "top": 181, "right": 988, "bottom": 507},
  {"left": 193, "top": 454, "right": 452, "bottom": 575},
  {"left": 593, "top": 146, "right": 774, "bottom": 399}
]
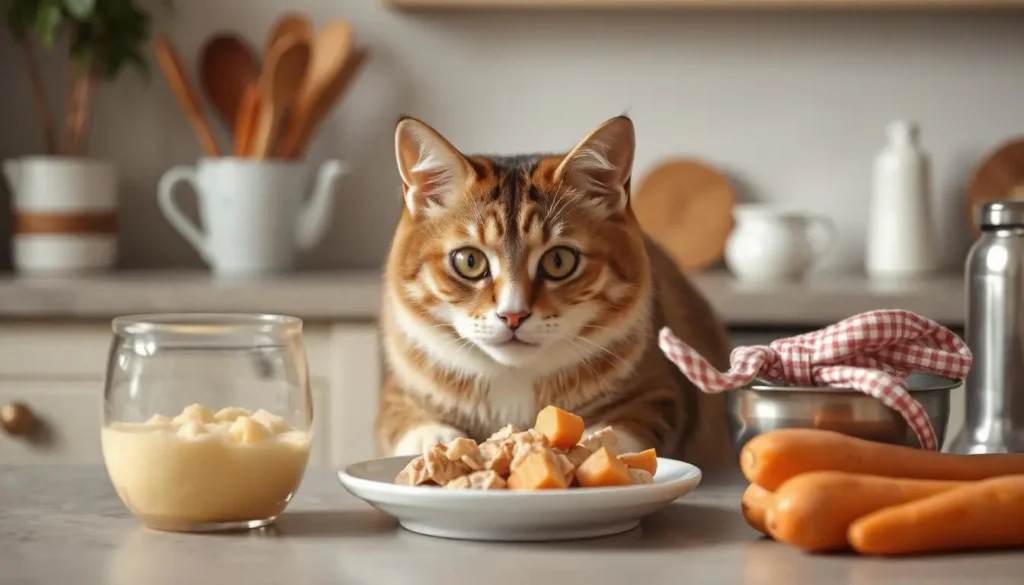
[{"left": 1, "top": 402, "right": 36, "bottom": 437}]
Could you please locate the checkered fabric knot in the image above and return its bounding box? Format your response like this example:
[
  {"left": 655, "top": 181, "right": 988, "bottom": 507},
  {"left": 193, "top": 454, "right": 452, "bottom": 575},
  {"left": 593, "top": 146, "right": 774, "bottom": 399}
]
[{"left": 658, "top": 309, "right": 972, "bottom": 451}]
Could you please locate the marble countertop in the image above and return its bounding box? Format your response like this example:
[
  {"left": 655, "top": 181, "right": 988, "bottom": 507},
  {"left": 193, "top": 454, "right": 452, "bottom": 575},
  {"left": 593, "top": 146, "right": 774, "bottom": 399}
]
[
  {"left": 0, "top": 270, "right": 965, "bottom": 327},
  {"left": 3, "top": 467, "right": 1020, "bottom": 585}
]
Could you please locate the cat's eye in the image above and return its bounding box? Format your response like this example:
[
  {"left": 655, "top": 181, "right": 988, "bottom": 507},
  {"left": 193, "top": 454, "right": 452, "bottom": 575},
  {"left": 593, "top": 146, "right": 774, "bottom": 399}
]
[
  {"left": 451, "top": 247, "right": 490, "bottom": 280},
  {"left": 539, "top": 247, "right": 580, "bottom": 281}
]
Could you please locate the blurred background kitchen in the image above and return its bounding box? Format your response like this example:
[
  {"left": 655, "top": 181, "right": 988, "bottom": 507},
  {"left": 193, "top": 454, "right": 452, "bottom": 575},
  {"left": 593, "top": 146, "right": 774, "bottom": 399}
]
[{"left": 1, "top": 0, "right": 1019, "bottom": 467}]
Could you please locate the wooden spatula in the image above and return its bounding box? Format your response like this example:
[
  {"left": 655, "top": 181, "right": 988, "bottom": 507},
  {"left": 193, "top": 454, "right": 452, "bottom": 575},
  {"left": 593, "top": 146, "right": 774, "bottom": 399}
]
[
  {"left": 153, "top": 34, "right": 222, "bottom": 157},
  {"left": 288, "top": 47, "right": 368, "bottom": 158},
  {"left": 199, "top": 33, "right": 259, "bottom": 132},
  {"left": 251, "top": 34, "right": 310, "bottom": 159},
  {"left": 275, "top": 20, "right": 353, "bottom": 158}
]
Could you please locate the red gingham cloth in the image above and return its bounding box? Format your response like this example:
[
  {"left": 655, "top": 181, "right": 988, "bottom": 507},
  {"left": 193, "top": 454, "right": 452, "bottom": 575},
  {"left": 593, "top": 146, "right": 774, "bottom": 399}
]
[{"left": 658, "top": 310, "right": 972, "bottom": 451}]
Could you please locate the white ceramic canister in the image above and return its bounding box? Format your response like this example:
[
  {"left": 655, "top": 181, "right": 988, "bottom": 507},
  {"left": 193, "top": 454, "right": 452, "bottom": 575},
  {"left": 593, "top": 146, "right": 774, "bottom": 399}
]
[
  {"left": 865, "top": 120, "right": 938, "bottom": 279},
  {"left": 725, "top": 204, "right": 836, "bottom": 282},
  {"left": 3, "top": 156, "right": 118, "bottom": 275}
]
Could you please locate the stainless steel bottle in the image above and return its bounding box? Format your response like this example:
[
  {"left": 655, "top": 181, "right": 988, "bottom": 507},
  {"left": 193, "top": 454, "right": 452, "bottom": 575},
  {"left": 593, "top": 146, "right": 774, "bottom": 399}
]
[{"left": 950, "top": 200, "right": 1024, "bottom": 454}]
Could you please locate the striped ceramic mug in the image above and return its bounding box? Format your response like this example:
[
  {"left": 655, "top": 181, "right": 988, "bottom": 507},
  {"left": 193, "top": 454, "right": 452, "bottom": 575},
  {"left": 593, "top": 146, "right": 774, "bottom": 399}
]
[{"left": 3, "top": 157, "right": 118, "bottom": 274}]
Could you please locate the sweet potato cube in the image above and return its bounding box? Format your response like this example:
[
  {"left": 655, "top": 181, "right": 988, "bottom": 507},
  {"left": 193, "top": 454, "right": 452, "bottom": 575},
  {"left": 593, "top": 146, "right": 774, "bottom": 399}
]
[
  {"left": 507, "top": 451, "right": 568, "bottom": 490},
  {"left": 619, "top": 449, "right": 658, "bottom": 476},
  {"left": 533, "top": 406, "right": 585, "bottom": 449},
  {"left": 575, "top": 447, "right": 633, "bottom": 488}
]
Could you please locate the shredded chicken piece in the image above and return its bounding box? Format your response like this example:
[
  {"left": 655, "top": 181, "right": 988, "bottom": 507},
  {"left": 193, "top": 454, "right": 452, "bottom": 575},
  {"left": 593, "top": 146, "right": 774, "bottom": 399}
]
[
  {"left": 564, "top": 445, "right": 593, "bottom": 468},
  {"left": 578, "top": 426, "right": 622, "bottom": 456},
  {"left": 478, "top": 440, "right": 512, "bottom": 476},
  {"left": 629, "top": 468, "right": 654, "bottom": 485},
  {"left": 423, "top": 444, "right": 467, "bottom": 485},
  {"left": 395, "top": 457, "right": 431, "bottom": 486},
  {"left": 444, "top": 437, "right": 482, "bottom": 469},
  {"left": 444, "top": 470, "right": 507, "bottom": 490},
  {"left": 486, "top": 424, "right": 520, "bottom": 443}
]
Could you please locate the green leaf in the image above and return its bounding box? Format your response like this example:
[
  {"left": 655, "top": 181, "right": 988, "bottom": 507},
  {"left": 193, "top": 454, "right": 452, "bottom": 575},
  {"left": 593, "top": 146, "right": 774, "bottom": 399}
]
[
  {"left": 34, "top": 2, "right": 63, "bottom": 47},
  {"left": 63, "top": 0, "right": 95, "bottom": 19}
]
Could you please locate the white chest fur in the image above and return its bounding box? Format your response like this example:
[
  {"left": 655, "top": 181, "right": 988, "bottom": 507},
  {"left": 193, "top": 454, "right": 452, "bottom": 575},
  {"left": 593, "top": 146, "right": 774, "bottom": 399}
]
[{"left": 484, "top": 373, "right": 538, "bottom": 433}]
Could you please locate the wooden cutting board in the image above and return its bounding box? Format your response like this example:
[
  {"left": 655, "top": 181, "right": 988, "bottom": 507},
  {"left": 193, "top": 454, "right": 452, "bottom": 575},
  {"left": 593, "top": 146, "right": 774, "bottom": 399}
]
[
  {"left": 632, "top": 158, "right": 736, "bottom": 272},
  {"left": 967, "top": 138, "right": 1024, "bottom": 238}
]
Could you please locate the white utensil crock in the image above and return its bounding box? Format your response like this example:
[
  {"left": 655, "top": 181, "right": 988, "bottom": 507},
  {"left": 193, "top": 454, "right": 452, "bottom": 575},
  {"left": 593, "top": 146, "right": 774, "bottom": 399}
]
[
  {"left": 3, "top": 156, "right": 118, "bottom": 275},
  {"left": 725, "top": 205, "right": 835, "bottom": 282},
  {"left": 157, "top": 158, "right": 348, "bottom": 276}
]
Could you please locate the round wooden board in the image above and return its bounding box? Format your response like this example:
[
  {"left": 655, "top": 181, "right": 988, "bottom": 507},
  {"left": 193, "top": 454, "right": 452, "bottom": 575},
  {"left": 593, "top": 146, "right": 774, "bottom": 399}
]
[
  {"left": 632, "top": 158, "right": 735, "bottom": 272},
  {"left": 967, "top": 137, "right": 1024, "bottom": 238}
]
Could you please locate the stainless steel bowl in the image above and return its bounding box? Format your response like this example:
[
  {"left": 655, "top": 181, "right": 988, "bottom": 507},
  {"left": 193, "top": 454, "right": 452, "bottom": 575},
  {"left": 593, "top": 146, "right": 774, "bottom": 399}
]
[{"left": 725, "top": 372, "right": 958, "bottom": 455}]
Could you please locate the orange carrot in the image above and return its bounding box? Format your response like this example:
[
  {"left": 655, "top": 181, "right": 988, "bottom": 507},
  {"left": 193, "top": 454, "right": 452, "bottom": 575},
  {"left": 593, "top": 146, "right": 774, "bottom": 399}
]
[
  {"left": 619, "top": 449, "right": 658, "bottom": 475},
  {"left": 533, "top": 405, "right": 585, "bottom": 449},
  {"left": 507, "top": 451, "right": 568, "bottom": 490},
  {"left": 848, "top": 475, "right": 1024, "bottom": 556},
  {"left": 575, "top": 447, "right": 632, "bottom": 488},
  {"left": 740, "top": 483, "right": 773, "bottom": 536},
  {"left": 740, "top": 429, "right": 1024, "bottom": 491},
  {"left": 765, "top": 471, "right": 965, "bottom": 552}
]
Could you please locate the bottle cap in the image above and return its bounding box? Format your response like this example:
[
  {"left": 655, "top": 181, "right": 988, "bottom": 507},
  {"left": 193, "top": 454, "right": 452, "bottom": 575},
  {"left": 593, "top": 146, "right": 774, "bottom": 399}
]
[{"left": 978, "top": 199, "right": 1024, "bottom": 230}]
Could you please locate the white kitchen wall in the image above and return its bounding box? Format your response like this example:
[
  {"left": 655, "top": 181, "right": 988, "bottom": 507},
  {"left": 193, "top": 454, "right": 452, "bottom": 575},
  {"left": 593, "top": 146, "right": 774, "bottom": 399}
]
[{"left": 1, "top": 3, "right": 1022, "bottom": 272}]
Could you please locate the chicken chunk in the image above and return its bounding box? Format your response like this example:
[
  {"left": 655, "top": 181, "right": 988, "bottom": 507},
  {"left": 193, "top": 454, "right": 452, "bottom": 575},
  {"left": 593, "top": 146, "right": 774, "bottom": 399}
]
[
  {"left": 578, "top": 426, "right": 622, "bottom": 456},
  {"left": 395, "top": 457, "right": 431, "bottom": 486},
  {"left": 478, "top": 440, "right": 513, "bottom": 476},
  {"left": 444, "top": 470, "right": 507, "bottom": 490},
  {"left": 423, "top": 444, "right": 467, "bottom": 486},
  {"left": 629, "top": 468, "right": 654, "bottom": 485}
]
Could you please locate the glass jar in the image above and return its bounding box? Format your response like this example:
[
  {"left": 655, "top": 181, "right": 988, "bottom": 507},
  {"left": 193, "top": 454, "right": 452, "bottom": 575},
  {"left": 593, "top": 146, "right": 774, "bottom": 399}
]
[{"left": 101, "top": 313, "right": 314, "bottom": 533}]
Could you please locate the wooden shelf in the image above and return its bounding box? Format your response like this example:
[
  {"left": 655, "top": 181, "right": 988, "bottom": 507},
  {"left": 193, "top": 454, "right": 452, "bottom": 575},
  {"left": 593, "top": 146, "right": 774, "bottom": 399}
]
[{"left": 386, "top": 0, "right": 1024, "bottom": 10}]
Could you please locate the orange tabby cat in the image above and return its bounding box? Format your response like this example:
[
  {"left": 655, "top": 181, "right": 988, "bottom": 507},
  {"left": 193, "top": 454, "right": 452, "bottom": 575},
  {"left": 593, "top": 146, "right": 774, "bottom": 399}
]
[{"left": 377, "top": 115, "right": 734, "bottom": 468}]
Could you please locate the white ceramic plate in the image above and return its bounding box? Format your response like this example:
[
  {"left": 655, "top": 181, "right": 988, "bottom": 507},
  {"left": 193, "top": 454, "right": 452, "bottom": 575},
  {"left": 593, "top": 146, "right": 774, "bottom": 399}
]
[{"left": 337, "top": 455, "right": 702, "bottom": 541}]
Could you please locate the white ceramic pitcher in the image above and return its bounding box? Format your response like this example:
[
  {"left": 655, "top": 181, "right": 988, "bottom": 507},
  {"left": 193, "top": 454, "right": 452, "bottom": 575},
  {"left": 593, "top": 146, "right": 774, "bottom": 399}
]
[
  {"left": 157, "top": 158, "right": 348, "bottom": 276},
  {"left": 724, "top": 204, "right": 835, "bottom": 282}
]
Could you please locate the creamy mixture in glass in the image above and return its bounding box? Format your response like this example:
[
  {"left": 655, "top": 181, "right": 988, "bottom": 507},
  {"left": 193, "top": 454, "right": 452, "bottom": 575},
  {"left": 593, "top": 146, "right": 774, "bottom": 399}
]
[{"left": 101, "top": 404, "right": 311, "bottom": 527}]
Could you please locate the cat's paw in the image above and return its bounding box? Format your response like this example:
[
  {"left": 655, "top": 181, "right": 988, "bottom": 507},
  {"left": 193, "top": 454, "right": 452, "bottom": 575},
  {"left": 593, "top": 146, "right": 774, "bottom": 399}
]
[{"left": 392, "top": 424, "right": 468, "bottom": 456}]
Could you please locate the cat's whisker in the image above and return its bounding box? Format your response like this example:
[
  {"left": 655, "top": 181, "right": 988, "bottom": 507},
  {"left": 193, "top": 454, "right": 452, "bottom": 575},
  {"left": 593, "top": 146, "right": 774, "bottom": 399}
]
[
  {"left": 562, "top": 340, "right": 596, "bottom": 387},
  {"left": 574, "top": 335, "right": 634, "bottom": 373}
]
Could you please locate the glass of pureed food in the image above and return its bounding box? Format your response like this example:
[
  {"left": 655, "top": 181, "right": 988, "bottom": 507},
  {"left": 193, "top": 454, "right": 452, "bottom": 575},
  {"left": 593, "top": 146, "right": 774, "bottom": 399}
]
[{"left": 101, "top": 313, "right": 313, "bottom": 532}]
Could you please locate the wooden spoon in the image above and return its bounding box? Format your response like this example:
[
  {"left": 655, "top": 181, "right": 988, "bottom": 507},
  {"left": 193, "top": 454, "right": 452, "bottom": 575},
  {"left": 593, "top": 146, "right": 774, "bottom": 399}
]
[
  {"left": 275, "top": 20, "right": 354, "bottom": 158},
  {"left": 233, "top": 81, "right": 261, "bottom": 157},
  {"left": 266, "top": 12, "right": 313, "bottom": 52},
  {"left": 251, "top": 34, "right": 311, "bottom": 159},
  {"left": 199, "top": 33, "right": 259, "bottom": 132},
  {"left": 153, "top": 34, "right": 221, "bottom": 157},
  {"left": 283, "top": 47, "right": 368, "bottom": 159}
]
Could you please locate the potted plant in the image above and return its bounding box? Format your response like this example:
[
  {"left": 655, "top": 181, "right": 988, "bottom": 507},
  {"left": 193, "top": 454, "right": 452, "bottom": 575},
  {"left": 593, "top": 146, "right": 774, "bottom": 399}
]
[{"left": 1, "top": 0, "right": 155, "bottom": 274}]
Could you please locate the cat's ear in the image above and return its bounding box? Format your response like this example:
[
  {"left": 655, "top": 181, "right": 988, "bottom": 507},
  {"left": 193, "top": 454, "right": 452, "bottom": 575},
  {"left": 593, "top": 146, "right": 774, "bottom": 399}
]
[
  {"left": 395, "top": 117, "right": 476, "bottom": 218},
  {"left": 554, "top": 116, "right": 635, "bottom": 213}
]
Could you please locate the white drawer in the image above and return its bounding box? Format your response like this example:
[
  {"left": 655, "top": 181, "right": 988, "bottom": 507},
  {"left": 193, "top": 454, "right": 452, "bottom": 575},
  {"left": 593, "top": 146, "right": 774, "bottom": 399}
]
[
  {"left": 0, "top": 379, "right": 330, "bottom": 466},
  {"left": 0, "top": 322, "right": 332, "bottom": 378}
]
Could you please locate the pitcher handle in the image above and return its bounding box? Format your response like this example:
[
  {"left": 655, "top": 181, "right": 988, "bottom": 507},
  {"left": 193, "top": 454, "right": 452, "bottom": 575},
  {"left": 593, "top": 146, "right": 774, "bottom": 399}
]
[
  {"left": 297, "top": 160, "right": 350, "bottom": 251},
  {"left": 157, "top": 165, "right": 211, "bottom": 261},
  {"left": 806, "top": 215, "right": 836, "bottom": 261}
]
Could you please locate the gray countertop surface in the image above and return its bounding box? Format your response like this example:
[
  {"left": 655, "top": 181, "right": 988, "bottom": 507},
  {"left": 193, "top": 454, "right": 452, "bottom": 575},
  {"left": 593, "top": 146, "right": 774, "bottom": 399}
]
[
  {"left": 0, "top": 270, "right": 965, "bottom": 327},
  {"left": 3, "top": 466, "right": 1021, "bottom": 585}
]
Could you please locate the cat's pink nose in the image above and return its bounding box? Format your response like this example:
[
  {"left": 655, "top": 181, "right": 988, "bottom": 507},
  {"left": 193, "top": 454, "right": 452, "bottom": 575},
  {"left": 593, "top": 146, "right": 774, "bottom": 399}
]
[{"left": 497, "top": 311, "right": 531, "bottom": 330}]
